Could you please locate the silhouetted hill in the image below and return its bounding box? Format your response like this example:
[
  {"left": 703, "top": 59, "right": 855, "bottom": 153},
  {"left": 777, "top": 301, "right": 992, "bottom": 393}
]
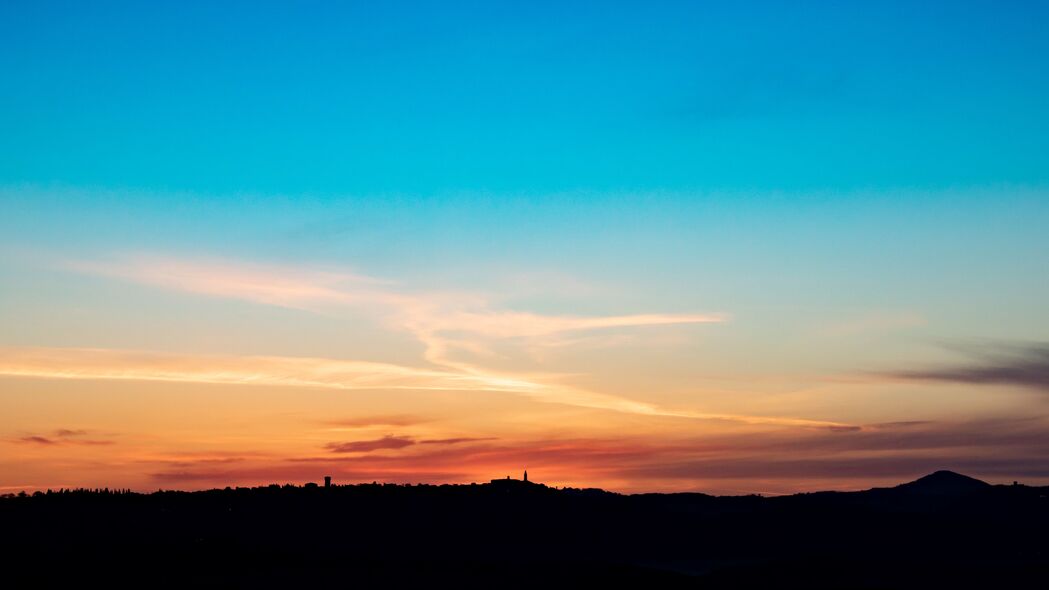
[
  {"left": 892, "top": 470, "right": 993, "bottom": 494},
  {"left": 2, "top": 472, "right": 1047, "bottom": 588}
]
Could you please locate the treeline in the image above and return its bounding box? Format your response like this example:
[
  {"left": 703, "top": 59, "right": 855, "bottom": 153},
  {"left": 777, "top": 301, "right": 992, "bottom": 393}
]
[
  {"left": 2, "top": 487, "right": 137, "bottom": 499},
  {"left": 0, "top": 478, "right": 617, "bottom": 500}
]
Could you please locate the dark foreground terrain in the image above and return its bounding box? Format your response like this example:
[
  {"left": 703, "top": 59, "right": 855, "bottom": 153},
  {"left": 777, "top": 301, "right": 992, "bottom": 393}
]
[{"left": 2, "top": 471, "right": 1047, "bottom": 588}]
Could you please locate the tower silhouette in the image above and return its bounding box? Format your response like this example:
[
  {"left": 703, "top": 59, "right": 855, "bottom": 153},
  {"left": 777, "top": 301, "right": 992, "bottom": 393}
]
[{"left": 523, "top": 470, "right": 528, "bottom": 482}]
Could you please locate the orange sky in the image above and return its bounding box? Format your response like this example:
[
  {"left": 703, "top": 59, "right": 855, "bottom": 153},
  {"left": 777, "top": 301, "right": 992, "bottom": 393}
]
[{"left": 3, "top": 193, "right": 1049, "bottom": 494}]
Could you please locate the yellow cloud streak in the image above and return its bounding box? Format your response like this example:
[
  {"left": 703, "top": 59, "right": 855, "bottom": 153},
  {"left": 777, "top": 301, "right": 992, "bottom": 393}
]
[{"left": 0, "top": 346, "right": 850, "bottom": 429}]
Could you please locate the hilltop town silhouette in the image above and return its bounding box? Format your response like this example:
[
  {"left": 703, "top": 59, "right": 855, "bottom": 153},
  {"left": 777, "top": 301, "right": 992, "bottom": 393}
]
[{"left": 3, "top": 470, "right": 1047, "bottom": 588}]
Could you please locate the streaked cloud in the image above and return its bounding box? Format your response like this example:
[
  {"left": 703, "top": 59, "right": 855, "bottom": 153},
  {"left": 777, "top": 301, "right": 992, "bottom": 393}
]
[
  {"left": 63, "top": 254, "right": 725, "bottom": 370},
  {"left": 326, "top": 435, "right": 416, "bottom": 453},
  {"left": 324, "top": 435, "right": 498, "bottom": 454},
  {"left": 18, "top": 435, "right": 57, "bottom": 445},
  {"left": 0, "top": 346, "right": 540, "bottom": 393},
  {"left": 54, "top": 429, "right": 89, "bottom": 437},
  {"left": 12, "top": 432, "right": 114, "bottom": 446},
  {"left": 417, "top": 310, "right": 725, "bottom": 339},
  {"left": 419, "top": 437, "right": 497, "bottom": 445},
  {"left": 48, "top": 254, "right": 759, "bottom": 422},
  {"left": 0, "top": 345, "right": 848, "bottom": 428},
  {"left": 66, "top": 255, "right": 390, "bottom": 310},
  {"left": 886, "top": 342, "right": 1049, "bottom": 392}
]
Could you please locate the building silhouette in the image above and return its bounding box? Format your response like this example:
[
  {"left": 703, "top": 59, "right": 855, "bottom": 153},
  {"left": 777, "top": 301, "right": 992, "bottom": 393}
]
[{"left": 488, "top": 470, "right": 533, "bottom": 489}]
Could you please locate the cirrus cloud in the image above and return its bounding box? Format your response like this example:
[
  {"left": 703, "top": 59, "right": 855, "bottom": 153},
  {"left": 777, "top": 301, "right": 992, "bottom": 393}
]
[
  {"left": 0, "top": 345, "right": 850, "bottom": 428},
  {"left": 62, "top": 254, "right": 725, "bottom": 370}
]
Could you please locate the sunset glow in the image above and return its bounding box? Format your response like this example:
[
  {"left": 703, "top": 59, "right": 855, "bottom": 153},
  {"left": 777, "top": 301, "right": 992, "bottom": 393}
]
[{"left": 3, "top": 1, "right": 1049, "bottom": 496}]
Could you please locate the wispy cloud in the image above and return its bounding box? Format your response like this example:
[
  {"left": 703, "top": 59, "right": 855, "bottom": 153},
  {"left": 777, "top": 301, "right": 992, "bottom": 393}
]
[
  {"left": 63, "top": 254, "right": 725, "bottom": 368},
  {"left": 419, "top": 437, "right": 497, "bottom": 445},
  {"left": 66, "top": 255, "right": 390, "bottom": 310},
  {"left": 0, "top": 346, "right": 541, "bottom": 393},
  {"left": 885, "top": 342, "right": 1049, "bottom": 392},
  {"left": 46, "top": 254, "right": 753, "bottom": 420},
  {"left": 324, "top": 435, "right": 498, "bottom": 454},
  {"left": 18, "top": 435, "right": 57, "bottom": 445},
  {"left": 30, "top": 254, "right": 857, "bottom": 428},
  {"left": 0, "top": 346, "right": 850, "bottom": 428},
  {"left": 54, "top": 429, "right": 89, "bottom": 437},
  {"left": 12, "top": 431, "right": 114, "bottom": 446},
  {"left": 326, "top": 435, "right": 416, "bottom": 453}
]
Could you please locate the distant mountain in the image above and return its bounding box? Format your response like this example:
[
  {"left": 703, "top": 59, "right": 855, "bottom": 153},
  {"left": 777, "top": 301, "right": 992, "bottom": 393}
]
[{"left": 892, "top": 470, "right": 992, "bottom": 495}]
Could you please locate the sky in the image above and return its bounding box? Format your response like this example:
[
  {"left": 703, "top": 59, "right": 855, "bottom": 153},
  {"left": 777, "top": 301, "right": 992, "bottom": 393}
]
[{"left": 2, "top": 1, "right": 1049, "bottom": 495}]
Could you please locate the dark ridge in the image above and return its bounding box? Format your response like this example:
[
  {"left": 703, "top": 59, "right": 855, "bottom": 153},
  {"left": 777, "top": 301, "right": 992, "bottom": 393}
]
[
  {"left": 2, "top": 472, "right": 1046, "bottom": 588},
  {"left": 893, "top": 470, "right": 992, "bottom": 494}
]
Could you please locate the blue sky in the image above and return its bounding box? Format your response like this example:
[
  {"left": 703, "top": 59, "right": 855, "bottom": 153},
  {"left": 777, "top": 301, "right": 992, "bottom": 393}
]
[{"left": 3, "top": 1, "right": 1049, "bottom": 193}]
